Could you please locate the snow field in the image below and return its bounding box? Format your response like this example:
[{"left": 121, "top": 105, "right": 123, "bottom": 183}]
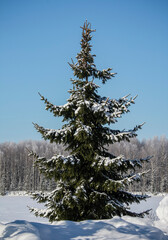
[{"left": 0, "top": 194, "right": 168, "bottom": 240}]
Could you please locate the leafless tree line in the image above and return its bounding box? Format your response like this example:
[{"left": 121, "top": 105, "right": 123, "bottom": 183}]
[
  {"left": 0, "top": 136, "right": 167, "bottom": 194},
  {"left": 109, "top": 136, "right": 168, "bottom": 193}
]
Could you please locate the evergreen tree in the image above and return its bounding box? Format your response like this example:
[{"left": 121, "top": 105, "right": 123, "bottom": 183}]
[{"left": 29, "top": 21, "right": 151, "bottom": 222}]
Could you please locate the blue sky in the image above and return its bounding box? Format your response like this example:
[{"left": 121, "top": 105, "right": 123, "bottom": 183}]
[{"left": 0, "top": 0, "right": 168, "bottom": 143}]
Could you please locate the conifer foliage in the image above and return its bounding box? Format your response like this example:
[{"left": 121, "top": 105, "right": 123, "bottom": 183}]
[{"left": 29, "top": 21, "right": 151, "bottom": 222}]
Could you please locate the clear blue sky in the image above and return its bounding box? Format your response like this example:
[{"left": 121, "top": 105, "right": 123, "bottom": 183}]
[{"left": 0, "top": 0, "right": 168, "bottom": 143}]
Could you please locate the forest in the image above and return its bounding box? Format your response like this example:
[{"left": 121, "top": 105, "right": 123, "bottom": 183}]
[{"left": 0, "top": 136, "right": 167, "bottom": 195}]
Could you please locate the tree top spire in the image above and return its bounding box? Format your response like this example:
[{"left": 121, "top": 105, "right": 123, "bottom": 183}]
[
  {"left": 69, "top": 20, "right": 116, "bottom": 84},
  {"left": 80, "top": 19, "right": 96, "bottom": 33}
]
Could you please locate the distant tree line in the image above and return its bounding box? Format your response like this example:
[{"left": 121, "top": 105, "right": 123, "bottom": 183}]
[
  {"left": 0, "top": 136, "right": 167, "bottom": 195},
  {"left": 0, "top": 141, "right": 65, "bottom": 194},
  {"left": 109, "top": 136, "right": 168, "bottom": 193}
]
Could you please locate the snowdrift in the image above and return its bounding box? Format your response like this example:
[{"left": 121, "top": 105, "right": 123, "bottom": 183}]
[
  {"left": 0, "top": 217, "right": 167, "bottom": 240},
  {"left": 156, "top": 195, "right": 168, "bottom": 224},
  {"left": 155, "top": 195, "right": 168, "bottom": 236}
]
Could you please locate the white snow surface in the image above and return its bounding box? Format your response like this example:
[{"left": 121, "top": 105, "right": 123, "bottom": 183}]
[
  {"left": 0, "top": 193, "right": 168, "bottom": 240},
  {"left": 156, "top": 195, "right": 168, "bottom": 224},
  {"left": 155, "top": 195, "right": 168, "bottom": 235}
]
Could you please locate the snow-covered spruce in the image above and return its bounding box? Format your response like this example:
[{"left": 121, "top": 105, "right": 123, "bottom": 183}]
[{"left": 29, "top": 21, "right": 151, "bottom": 222}]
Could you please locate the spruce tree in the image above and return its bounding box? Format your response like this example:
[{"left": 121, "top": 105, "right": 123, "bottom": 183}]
[{"left": 29, "top": 21, "right": 151, "bottom": 222}]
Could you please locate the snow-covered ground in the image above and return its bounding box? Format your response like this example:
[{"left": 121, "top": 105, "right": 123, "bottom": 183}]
[{"left": 0, "top": 193, "right": 168, "bottom": 240}]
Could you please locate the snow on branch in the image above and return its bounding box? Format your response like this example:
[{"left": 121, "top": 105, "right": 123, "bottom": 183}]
[
  {"left": 94, "top": 68, "right": 117, "bottom": 84},
  {"left": 28, "top": 149, "right": 80, "bottom": 178},
  {"left": 100, "top": 95, "right": 138, "bottom": 123},
  {"left": 104, "top": 123, "right": 145, "bottom": 143},
  {"left": 102, "top": 170, "right": 150, "bottom": 191},
  {"left": 33, "top": 123, "right": 74, "bottom": 144},
  {"left": 38, "top": 93, "right": 74, "bottom": 119},
  {"left": 80, "top": 94, "right": 138, "bottom": 124},
  {"left": 97, "top": 154, "right": 152, "bottom": 170}
]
